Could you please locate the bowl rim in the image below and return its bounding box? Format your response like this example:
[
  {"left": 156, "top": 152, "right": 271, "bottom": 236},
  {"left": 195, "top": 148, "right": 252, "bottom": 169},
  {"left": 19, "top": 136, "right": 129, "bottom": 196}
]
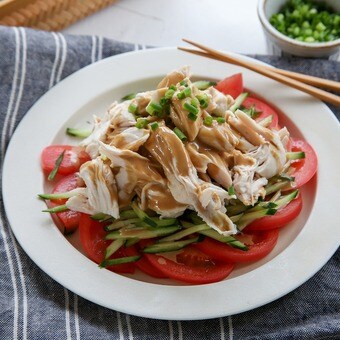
[{"left": 258, "top": 0, "right": 340, "bottom": 50}]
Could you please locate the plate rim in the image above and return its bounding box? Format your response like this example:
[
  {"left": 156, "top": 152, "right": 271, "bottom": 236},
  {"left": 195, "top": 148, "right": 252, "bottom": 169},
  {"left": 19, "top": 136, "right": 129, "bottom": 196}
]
[{"left": 2, "top": 47, "right": 340, "bottom": 320}]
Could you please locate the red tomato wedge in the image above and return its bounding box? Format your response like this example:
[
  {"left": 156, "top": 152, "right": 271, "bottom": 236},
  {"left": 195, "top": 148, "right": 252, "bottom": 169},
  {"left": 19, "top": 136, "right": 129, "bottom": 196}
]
[
  {"left": 194, "top": 230, "right": 279, "bottom": 263},
  {"left": 215, "top": 73, "right": 243, "bottom": 99},
  {"left": 48, "top": 173, "right": 82, "bottom": 234},
  {"left": 242, "top": 97, "right": 280, "bottom": 129},
  {"left": 144, "top": 253, "right": 234, "bottom": 284},
  {"left": 288, "top": 138, "right": 318, "bottom": 189},
  {"left": 79, "top": 214, "right": 135, "bottom": 274},
  {"left": 41, "top": 145, "right": 91, "bottom": 176},
  {"left": 245, "top": 195, "right": 303, "bottom": 232},
  {"left": 124, "top": 244, "right": 168, "bottom": 279},
  {"left": 51, "top": 173, "right": 82, "bottom": 204}
]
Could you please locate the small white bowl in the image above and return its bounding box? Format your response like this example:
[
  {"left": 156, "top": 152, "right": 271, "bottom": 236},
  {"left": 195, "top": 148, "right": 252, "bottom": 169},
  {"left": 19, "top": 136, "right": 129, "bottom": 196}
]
[{"left": 258, "top": 0, "right": 340, "bottom": 58}]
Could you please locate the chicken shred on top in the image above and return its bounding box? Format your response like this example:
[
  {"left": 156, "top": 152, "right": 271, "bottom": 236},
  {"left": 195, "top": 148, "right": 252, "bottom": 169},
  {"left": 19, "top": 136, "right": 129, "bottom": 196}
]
[{"left": 69, "top": 67, "right": 291, "bottom": 236}]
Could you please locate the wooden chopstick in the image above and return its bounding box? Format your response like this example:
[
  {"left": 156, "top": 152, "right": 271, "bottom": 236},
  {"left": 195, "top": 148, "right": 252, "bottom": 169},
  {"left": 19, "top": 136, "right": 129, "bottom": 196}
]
[
  {"left": 178, "top": 47, "right": 340, "bottom": 92},
  {"left": 180, "top": 39, "right": 340, "bottom": 107}
]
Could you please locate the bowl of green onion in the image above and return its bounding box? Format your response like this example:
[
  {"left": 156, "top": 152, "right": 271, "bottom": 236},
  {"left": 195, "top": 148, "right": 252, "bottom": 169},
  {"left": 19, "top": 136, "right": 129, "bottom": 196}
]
[{"left": 258, "top": 0, "right": 340, "bottom": 58}]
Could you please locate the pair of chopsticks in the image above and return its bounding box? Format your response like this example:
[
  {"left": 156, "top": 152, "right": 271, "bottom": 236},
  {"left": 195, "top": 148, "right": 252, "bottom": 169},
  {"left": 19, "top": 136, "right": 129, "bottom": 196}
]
[{"left": 179, "top": 39, "right": 340, "bottom": 107}]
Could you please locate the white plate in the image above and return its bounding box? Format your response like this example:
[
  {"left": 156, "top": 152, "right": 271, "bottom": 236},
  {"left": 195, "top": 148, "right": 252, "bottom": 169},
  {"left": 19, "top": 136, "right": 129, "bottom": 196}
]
[{"left": 3, "top": 48, "right": 340, "bottom": 320}]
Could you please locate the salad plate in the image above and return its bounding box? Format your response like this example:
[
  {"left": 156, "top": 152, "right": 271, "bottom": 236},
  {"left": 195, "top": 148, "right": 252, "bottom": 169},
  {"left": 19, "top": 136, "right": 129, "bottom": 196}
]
[{"left": 2, "top": 47, "right": 340, "bottom": 320}]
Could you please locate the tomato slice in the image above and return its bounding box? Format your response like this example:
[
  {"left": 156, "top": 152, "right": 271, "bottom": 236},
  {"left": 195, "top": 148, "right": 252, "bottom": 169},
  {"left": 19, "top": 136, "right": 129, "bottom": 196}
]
[
  {"left": 288, "top": 138, "right": 318, "bottom": 189},
  {"left": 245, "top": 194, "right": 303, "bottom": 232},
  {"left": 124, "top": 244, "right": 168, "bottom": 279},
  {"left": 41, "top": 145, "right": 91, "bottom": 176},
  {"left": 194, "top": 230, "right": 279, "bottom": 263},
  {"left": 144, "top": 253, "right": 234, "bottom": 284},
  {"left": 242, "top": 97, "right": 279, "bottom": 129},
  {"left": 51, "top": 173, "right": 82, "bottom": 204},
  {"left": 215, "top": 73, "right": 243, "bottom": 99},
  {"left": 176, "top": 246, "right": 215, "bottom": 268},
  {"left": 79, "top": 214, "right": 135, "bottom": 274}
]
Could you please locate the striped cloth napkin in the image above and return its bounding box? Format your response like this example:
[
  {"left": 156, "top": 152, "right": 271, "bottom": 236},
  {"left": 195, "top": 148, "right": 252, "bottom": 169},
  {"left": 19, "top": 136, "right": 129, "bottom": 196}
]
[{"left": 0, "top": 26, "right": 339, "bottom": 340}]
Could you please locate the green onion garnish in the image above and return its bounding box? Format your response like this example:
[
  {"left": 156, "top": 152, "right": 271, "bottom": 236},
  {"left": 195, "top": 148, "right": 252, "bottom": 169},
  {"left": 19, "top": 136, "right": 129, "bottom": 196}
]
[
  {"left": 135, "top": 118, "right": 148, "bottom": 129},
  {"left": 173, "top": 127, "right": 187, "bottom": 141},
  {"left": 150, "top": 122, "right": 159, "bottom": 131},
  {"left": 48, "top": 150, "right": 65, "bottom": 181},
  {"left": 180, "top": 80, "right": 187, "bottom": 86},
  {"left": 183, "top": 102, "right": 199, "bottom": 115},
  {"left": 196, "top": 94, "right": 209, "bottom": 108},
  {"left": 164, "top": 89, "right": 175, "bottom": 100},
  {"left": 169, "top": 85, "right": 177, "bottom": 91},
  {"left": 128, "top": 103, "right": 138, "bottom": 114},
  {"left": 177, "top": 87, "right": 191, "bottom": 100},
  {"left": 146, "top": 102, "right": 163, "bottom": 115},
  {"left": 215, "top": 117, "right": 226, "bottom": 124},
  {"left": 228, "top": 186, "right": 235, "bottom": 196},
  {"left": 187, "top": 112, "right": 198, "bottom": 121},
  {"left": 204, "top": 116, "right": 213, "bottom": 126}
]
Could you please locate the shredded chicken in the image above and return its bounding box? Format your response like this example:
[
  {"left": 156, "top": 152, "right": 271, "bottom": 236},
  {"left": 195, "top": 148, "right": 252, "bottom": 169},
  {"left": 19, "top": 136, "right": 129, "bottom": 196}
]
[{"left": 68, "top": 67, "right": 292, "bottom": 236}]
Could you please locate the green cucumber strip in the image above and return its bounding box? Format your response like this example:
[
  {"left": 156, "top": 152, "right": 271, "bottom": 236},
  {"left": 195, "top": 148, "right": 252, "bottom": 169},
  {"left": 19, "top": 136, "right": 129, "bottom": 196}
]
[
  {"left": 104, "top": 218, "right": 141, "bottom": 231},
  {"left": 226, "top": 203, "right": 248, "bottom": 216},
  {"left": 120, "top": 210, "right": 138, "bottom": 219},
  {"left": 91, "top": 213, "right": 113, "bottom": 221},
  {"left": 105, "top": 239, "right": 125, "bottom": 259},
  {"left": 100, "top": 255, "right": 140, "bottom": 268},
  {"left": 121, "top": 93, "right": 136, "bottom": 100},
  {"left": 143, "top": 236, "right": 200, "bottom": 254},
  {"left": 274, "top": 190, "right": 299, "bottom": 209},
  {"left": 247, "top": 201, "right": 278, "bottom": 213},
  {"left": 237, "top": 209, "right": 276, "bottom": 231},
  {"left": 265, "top": 181, "right": 293, "bottom": 196},
  {"left": 42, "top": 204, "right": 68, "bottom": 213},
  {"left": 199, "top": 229, "right": 248, "bottom": 250},
  {"left": 230, "top": 92, "right": 249, "bottom": 112},
  {"left": 158, "top": 224, "right": 210, "bottom": 242},
  {"left": 124, "top": 238, "right": 140, "bottom": 247},
  {"left": 48, "top": 150, "right": 65, "bottom": 181},
  {"left": 131, "top": 202, "right": 157, "bottom": 227},
  {"left": 187, "top": 212, "right": 204, "bottom": 225},
  {"left": 66, "top": 128, "right": 91, "bottom": 138},
  {"left": 286, "top": 151, "right": 305, "bottom": 160},
  {"left": 105, "top": 225, "right": 181, "bottom": 240},
  {"left": 192, "top": 80, "right": 216, "bottom": 90},
  {"left": 230, "top": 213, "right": 243, "bottom": 223},
  {"left": 38, "top": 191, "right": 76, "bottom": 200}
]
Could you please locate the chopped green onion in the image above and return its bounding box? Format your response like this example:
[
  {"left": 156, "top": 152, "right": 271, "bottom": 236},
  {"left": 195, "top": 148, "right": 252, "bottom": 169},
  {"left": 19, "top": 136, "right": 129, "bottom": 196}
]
[
  {"left": 192, "top": 80, "right": 216, "bottom": 90},
  {"left": 48, "top": 150, "right": 65, "bottom": 181},
  {"left": 228, "top": 186, "right": 235, "bottom": 196},
  {"left": 230, "top": 92, "right": 249, "bottom": 112},
  {"left": 196, "top": 93, "right": 209, "bottom": 108},
  {"left": 150, "top": 122, "right": 159, "bottom": 131},
  {"left": 169, "top": 85, "right": 177, "bottom": 91},
  {"left": 187, "top": 112, "right": 198, "bottom": 121},
  {"left": 135, "top": 118, "right": 148, "bottom": 129},
  {"left": 177, "top": 87, "right": 191, "bottom": 99},
  {"left": 121, "top": 93, "right": 136, "bottom": 100},
  {"left": 215, "top": 117, "right": 226, "bottom": 124},
  {"left": 164, "top": 89, "right": 175, "bottom": 100},
  {"left": 179, "top": 80, "right": 187, "bottom": 86},
  {"left": 183, "top": 102, "right": 199, "bottom": 115},
  {"left": 191, "top": 97, "right": 200, "bottom": 108},
  {"left": 203, "top": 116, "right": 213, "bottom": 126},
  {"left": 173, "top": 127, "right": 187, "bottom": 141},
  {"left": 128, "top": 103, "right": 138, "bottom": 114},
  {"left": 146, "top": 101, "right": 163, "bottom": 115},
  {"left": 66, "top": 128, "right": 92, "bottom": 138}
]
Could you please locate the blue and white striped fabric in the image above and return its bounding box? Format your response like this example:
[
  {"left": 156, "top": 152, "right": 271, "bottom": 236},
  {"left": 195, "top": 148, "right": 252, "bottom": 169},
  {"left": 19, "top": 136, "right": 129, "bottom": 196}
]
[{"left": 0, "top": 26, "right": 339, "bottom": 340}]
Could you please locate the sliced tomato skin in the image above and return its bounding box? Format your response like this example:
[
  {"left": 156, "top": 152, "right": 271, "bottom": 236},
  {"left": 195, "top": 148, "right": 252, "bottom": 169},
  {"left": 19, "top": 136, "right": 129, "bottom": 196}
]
[
  {"left": 245, "top": 195, "right": 303, "bottom": 232},
  {"left": 41, "top": 145, "right": 91, "bottom": 176},
  {"left": 215, "top": 73, "right": 243, "bottom": 99},
  {"left": 79, "top": 214, "right": 135, "bottom": 274},
  {"left": 242, "top": 97, "right": 279, "bottom": 129},
  {"left": 124, "top": 244, "right": 168, "bottom": 279},
  {"left": 144, "top": 254, "right": 234, "bottom": 284},
  {"left": 176, "top": 246, "right": 215, "bottom": 268},
  {"left": 288, "top": 138, "right": 318, "bottom": 189},
  {"left": 194, "top": 230, "right": 279, "bottom": 263}
]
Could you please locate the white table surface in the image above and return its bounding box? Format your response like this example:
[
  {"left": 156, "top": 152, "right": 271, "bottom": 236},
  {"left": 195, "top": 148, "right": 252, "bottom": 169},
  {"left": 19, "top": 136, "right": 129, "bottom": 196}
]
[{"left": 64, "top": 0, "right": 269, "bottom": 55}]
